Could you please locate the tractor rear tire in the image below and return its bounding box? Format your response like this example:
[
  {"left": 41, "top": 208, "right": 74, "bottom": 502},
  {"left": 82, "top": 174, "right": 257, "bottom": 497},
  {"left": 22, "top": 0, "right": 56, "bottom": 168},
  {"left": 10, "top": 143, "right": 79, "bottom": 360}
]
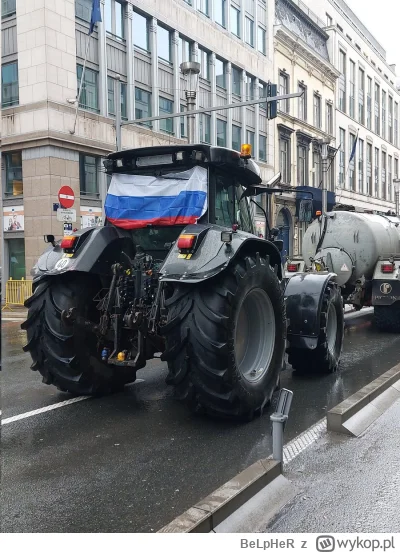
[
  {"left": 22, "top": 274, "right": 129, "bottom": 395},
  {"left": 287, "top": 281, "right": 344, "bottom": 374},
  {"left": 374, "top": 303, "right": 400, "bottom": 333},
  {"left": 162, "top": 254, "right": 286, "bottom": 420}
]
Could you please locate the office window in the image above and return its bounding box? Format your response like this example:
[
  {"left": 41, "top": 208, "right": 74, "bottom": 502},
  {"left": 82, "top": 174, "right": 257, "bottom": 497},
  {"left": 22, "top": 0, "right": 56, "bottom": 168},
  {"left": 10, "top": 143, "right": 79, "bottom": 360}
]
[
  {"left": 107, "top": 77, "right": 127, "bottom": 118},
  {"left": 395, "top": 157, "right": 399, "bottom": 180},
  {"left": 75, "top": 0, "right": 92, "bottom": 21},
  {"left": 105, "top": 0, "right": 124, "bottom": 39},
  {"left": 339, "top": 128, "right": 346, "bottom": 187},
  {"left": 395, "top": 102, "right": 399, "bottom": 147},
  {"left": 158, "top": 25, "right": 171, "bottom": 62},
  {"left": 348, "top": 133, "right": 356, "bottom": 190},
  {"left": 180, "top": 104, "right": 187, "bottom": 138},
  {"left": 178, "top": 37, "right": 193, "bottom": 66},
  {"left": 326, "top": 102, "right": 333, "bottom": 134},
  {"left": 217, "top": 119, "right": 227, "bottom": 146},
  {"left": 367, "top": 76, "right": 372, "bottom": 130},
  {"left": 358, "top": 68, "right": 365, "bottom": 125},
  {"left": 279, "top": 71, "right": 289, "bottom": 113},
  {"left": 382, "top": 90, "right": 387, "bottom": 140},
  {"left": 313, "top": 149, "right": 321, "bottom": 188},
  {"left": 381, "top": 151, "right": 387, "bottom": 200},
  {"left": 135, "top": 87, "right": 151, "bottom": 126},
  {"left": 215, "top": 0, "right": 226, "bottom": 27},
  {"left": 198, "top": 0, "right": 209, "bottom": 16},
  {"left": 159, "top": 97, "right": 174, "bottom": 134},
  {"left": 279, "top": 138, "right": 290, "bottom": 183},
  {"left": 232, "top": 66, "right": 241, "bottom": 96},
  {"left": 215, "top": 58, "right": 226, "bottom": 88},
  {"left": 367, "top": 143, "right": 373, "bottom": 195},
  {"left": 231, "top": 6, "right": 240, "bottom": 37},
  {"left": 326, "top": 13, "right": 332, "bottom": 26},
  {"left": 246, "top": 75, "right": 255, "bottom": 100},
  {"left": 4, "top": 152, "right": 23, "bottom": 196},
  {"left": 80, "top": 155, "right": 99, "bottom": 196},
  {"left": 349, "top": 60, "right": 355, "bottom": 118},
  {"left": 375, "top": 83, "right": 380, "bottom": 135},
  {"left": 2, "top": 0, "right": 16, "bottom": 18},
  {"left": 77, "top": 65, "right": 98, "bottom": 112},
  {"left": 133, "top": 12, "right": 149, "bottom": 51},
  {"left": 297, "top": 145, "right": 307, "bottom": 186},
  {"left": 388, "top": 155, "right": 392, "bottom": 201},
  {"left": 199, "top": 113, "right": 211, "bottom": 143},
  {"left": 199, "top": 48, "right": 210, "bottom": 80},
  {"left": 259, "top": 135, "right": 267, "bottom": 162},
  {"left": 388, "top": 96, "right": 393, "bottom": 143},
  {"left": 338, "top": 50, "right": 346, "bottom": 112},
  {"left": 232, "top": 125, "right": 241, "bottom": 151},
  {"left": 358, "top": 138, "right": 364, "bottom": 193},
  {"left": 258, "top": 81, "right": 267, "bottom": 110},
  {"left": 258, "top": 26, "right": 266, "bottom": 55},
  {"left": 298, "top": 84, "right": 307, "bottom": 121},
  {"left": 313, "top": 94, "right": 321, "bottom": 128},
  {"left": 374, "top": 147, "right": 379, "bottom": 197},
  {"left": 246, "top": 130, "right": 255, "bottom": 153},
  {"left": 245, "top": 17, "right": 254, "bottom": 47},
  {"left": 2, "top": 61, "right": 19, "bottom": 108}
]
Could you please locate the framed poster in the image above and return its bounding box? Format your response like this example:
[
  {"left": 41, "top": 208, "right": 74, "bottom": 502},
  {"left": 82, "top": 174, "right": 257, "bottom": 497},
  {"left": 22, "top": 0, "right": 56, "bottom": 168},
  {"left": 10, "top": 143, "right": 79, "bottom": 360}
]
[
  {"left": 3, "top": 205, "right": 24, "bottom": 232},
  {"left": 81, "top": 207, "right": 103, "bottom": 229}
]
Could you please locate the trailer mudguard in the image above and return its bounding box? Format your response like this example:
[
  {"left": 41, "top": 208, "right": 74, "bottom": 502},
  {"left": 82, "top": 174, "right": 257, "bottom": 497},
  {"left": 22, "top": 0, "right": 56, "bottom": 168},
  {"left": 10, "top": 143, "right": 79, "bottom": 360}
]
[
  {"left": 31, "top": 226, "right": 135, "bottom": 282},
  {"left": 372, "top": 279, "right": 400, "bottom": 306},
  {"left": 159, "top": 224, "right": 283, "bottom": 283},
  {"left": 284, "top": 272, "right": 337, "bottom": 349}
]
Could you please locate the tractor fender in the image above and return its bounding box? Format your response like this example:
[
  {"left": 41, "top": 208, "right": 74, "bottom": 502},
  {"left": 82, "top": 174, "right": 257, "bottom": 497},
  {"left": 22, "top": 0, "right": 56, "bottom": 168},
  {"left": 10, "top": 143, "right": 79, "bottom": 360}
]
[
  {"left": 31, "top": 226, "right": 135, "bottom": 283},
  {"left": 284, "top": 272, "right": 338, "bottom": 349},
  {"left": 159, "top": 224, "right": 283, "bottom": 283}
]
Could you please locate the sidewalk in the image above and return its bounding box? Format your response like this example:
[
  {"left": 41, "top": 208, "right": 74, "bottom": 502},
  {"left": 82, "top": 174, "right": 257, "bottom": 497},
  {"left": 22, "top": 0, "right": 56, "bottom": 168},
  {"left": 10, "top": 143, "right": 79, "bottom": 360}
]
[
  {"left": 2, "top": 306, "right": 28, "bottom": 319},
  {"left": 265, "top": 398, "right": 400, "bottom": 533}
]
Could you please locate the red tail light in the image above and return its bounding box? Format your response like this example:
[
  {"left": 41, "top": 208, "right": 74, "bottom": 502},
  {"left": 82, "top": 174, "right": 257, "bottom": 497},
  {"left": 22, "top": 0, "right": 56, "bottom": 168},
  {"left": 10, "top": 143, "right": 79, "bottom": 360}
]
[
  {"left": 61, "top": 236, "right": 77, "bottom": 250},
  {"left": 287, "top": 263, "right": 299, "bottom": 273},
  {"left": 381, "top": 263, "right": 394, "bottom": 273},
  {"left": 178, "top": 234, "right": 196, "bottom": 250}
]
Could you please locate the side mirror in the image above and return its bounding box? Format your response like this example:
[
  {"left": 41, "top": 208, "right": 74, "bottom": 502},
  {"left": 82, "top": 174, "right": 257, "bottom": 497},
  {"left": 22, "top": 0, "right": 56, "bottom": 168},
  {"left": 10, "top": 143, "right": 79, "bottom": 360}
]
[
  {"left": 265, "top": 172, "right": 282, "bottom": 187},
  {"left": 270, "top": 227, "right": 280, "bottom": 237},
  {"left": 274, "top": 240, "right": 284, "bottom": 252},
  {"left": 44, "top": 234, "right": 56, "bottom": 247}
]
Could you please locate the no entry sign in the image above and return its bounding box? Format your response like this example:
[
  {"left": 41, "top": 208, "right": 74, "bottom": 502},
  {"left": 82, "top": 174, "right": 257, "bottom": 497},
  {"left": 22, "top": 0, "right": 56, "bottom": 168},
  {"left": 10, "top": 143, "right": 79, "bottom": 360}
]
[{"left": 58, "top": 186, "right": 75, "bottom": 209}]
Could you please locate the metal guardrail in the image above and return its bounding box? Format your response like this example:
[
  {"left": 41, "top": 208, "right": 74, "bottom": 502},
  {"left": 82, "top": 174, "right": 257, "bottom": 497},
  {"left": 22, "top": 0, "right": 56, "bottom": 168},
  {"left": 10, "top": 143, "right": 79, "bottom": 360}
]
[{"left": 2, "top": 278, "right": 32, "bottom": 310}]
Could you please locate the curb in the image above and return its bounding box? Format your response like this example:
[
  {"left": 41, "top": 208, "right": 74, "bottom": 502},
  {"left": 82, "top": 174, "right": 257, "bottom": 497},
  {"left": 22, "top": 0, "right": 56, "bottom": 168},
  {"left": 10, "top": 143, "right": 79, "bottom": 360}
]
[
  {"left": 158, "top": 459, "right": 281, "bottom": 533},
  {"left": 327, "top": 363, "right": 400, "bottom": 436}
]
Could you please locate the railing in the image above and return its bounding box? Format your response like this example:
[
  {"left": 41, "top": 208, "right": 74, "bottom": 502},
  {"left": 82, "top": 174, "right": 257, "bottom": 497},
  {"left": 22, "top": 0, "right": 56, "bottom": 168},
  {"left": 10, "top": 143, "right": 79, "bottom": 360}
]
[{"left": 2, "top": 278, "right": 33, "bottom": 310}]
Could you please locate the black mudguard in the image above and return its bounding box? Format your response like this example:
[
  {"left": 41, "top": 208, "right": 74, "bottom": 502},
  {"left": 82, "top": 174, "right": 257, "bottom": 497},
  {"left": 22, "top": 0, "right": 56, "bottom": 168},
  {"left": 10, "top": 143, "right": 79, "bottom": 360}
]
[
  {"left": 31, "top": 226, "right": 135, "bottom": 283},
  {"left": 284, "top": 272, "right": 337, "bottom": 349},
  {"left": 159, "top": 223, "right": 283, "bottom": 283},
  {"left": 372, "top": 279, "right": 400, "bottom": 306}
]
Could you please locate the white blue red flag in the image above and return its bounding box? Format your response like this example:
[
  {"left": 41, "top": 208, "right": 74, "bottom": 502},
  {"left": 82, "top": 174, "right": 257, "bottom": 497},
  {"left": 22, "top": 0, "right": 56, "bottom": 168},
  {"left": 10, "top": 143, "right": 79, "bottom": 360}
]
[{"left": 105, "top": 166, "right": 208, "bottom": 229}]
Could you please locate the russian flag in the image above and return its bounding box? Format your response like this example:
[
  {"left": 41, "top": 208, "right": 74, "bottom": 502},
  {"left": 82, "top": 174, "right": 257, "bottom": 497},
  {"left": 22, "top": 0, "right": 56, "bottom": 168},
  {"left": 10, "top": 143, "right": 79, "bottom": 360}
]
[{"left": 105, "top": 166, "right": 208, "bottom": 229}]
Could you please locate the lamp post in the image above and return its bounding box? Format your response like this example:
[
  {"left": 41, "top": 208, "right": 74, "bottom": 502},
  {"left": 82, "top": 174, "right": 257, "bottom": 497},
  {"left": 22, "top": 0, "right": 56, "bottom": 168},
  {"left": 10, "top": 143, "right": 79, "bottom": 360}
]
[
  {"left": 393, "top": 178, "right": 400, "bottom": 216},
  {"left": 180, "top": 61, "right": 201, "bottom": 144}
]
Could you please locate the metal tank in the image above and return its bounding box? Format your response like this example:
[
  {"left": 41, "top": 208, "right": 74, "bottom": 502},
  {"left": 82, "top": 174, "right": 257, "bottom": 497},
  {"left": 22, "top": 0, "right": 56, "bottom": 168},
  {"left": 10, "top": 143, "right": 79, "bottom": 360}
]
[{"left": 302, "top": 211, "right": 400, "bottom": 287}]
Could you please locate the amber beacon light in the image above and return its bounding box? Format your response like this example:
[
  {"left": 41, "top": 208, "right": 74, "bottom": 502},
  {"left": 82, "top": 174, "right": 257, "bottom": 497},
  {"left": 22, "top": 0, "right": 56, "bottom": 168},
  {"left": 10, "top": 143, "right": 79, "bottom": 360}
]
[{"left": 240, "top": 144, "right": 252, "bottom": 159}]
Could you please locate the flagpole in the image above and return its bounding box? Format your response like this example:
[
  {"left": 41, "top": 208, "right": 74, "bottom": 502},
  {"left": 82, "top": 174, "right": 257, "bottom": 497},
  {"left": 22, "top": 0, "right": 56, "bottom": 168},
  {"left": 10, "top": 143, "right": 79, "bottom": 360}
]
[{"left": 70, "top": 34, "right": 91, "bottom": 135}]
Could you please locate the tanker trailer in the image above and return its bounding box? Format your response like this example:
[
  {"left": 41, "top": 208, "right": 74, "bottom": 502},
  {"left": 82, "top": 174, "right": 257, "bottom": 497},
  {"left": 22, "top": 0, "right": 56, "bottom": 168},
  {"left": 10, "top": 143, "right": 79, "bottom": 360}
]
[{"left": 301, "top": 211, "right": 400, "bottom": 332}]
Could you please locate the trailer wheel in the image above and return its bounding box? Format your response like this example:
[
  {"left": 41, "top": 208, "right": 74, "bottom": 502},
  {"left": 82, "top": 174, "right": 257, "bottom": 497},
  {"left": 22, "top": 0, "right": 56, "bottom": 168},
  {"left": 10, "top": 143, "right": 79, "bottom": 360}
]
[
  {"left": 162, "top": 254, "right": 285, "bottom": 420},
  {"left": 287, "top": 281, "right": 344, "bottom": 374},
  {"left": 21, "top": 275, "right": 130, "bottom": 395},
  {"left": 374, "top": 303, "right": 400, "bottom": 333}
]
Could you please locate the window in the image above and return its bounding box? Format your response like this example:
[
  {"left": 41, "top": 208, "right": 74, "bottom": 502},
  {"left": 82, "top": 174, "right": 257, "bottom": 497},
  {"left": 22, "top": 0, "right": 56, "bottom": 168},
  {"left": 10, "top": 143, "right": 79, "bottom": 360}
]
[
  {"left": 178, "top": 37, "right": 193, "bottom": 66},
  {"left": 7, "top": 239, "right": 25, "bottom": 280},
  {"left": 348, "top": 133, "right": 356, "bottom": 190},
  {"left": 349, "top": 60, "right": 355, "bottom": 118},
  {"left": 198, "top": 0, "right": 209, "bottom": 16},
  {"left": 326, "top": 102, "right": 333, "bottom": 134},
  {"left": 215, "top": 0, "right": 226, "bottom": 27},
  {"left": 199, "top": 48, "right": 210, "bottom": 80},
  {"left": 395, "top": 157, "right": 399, "bottom": 181},
  {"left": 358, "top": 138, "right": 364, "bottom": 193},
  {"left": 232, "top": 67, "right": 241, "bottom": 96},
  {"left": 246, "top": 130, "right": 255, "bottom": 153},
  {"left": 245, "top": 17, "right": 254, "bottom": 47},
  {"left": 158, "top": 25, "right": 171, "bottom": 62},
  {"left": 217, "top": 119, "right": 227, "bottom": 146},
  {"left": 183, "top": 0, "right": 192, "bottom": 4},
  {"left": 279, "top": 138, "right": 290, "bottom": 183},
  {"left": 180, "top": 104, "right": 187, "bottom": 138},
  {"left": 339, "top": 128, "right": 346, "bottom": 187},
  {"left": 313, "top": 94, "right": 321, "bottom": 128},
  {"left": 381, "top": 151, "right": 387, "bottom": 200},
  {"left": 4, "top": 152, "right": 23, "bottom": 196},
  {"left": 77, "top": 65, "right": 98, "bottom": 112},
  {"left": 105, "top": 0, "right": 124, "bottom": 39},
  {"left": 232, "top": 125, "right": 241, "bottom": 151},
  {"left": 382, "top": 90, "right": 386, "bottom": 140},
  {"left": 358, "top": 68, "right": 365, "bottom": 125},
  {"left": 367, "top": 76, "right": 372, "bottom": 130},
  {"left": 135, "top": 87, "right": 152, "bottom": 126},
  {"left": 326, "top": 13, "right": 332, "bottom": 26},
  {"left": 159, "top": 97, "right": 174, "bottom": 134},
  {"left": 75, "top": 0, "right": 92, "bottom": 21},
  {"left": 258, "top": 81, "right": 267, "bottom": 110},
  {"left": 328, "top": 153, "right": 335, "bottom": 191},
  {"left": 297, "top": 145, "right": 307, "bottom": 186},
  {"left": 388, "top": 155, "right": 392, "bottom": 201},
  {"left": 375, "top": 83, "right": 380, "bottom": 135},
  {"left": 395, "top": 102, "right": 399, "bottom": 147},
  {"left": 367, "top": 143, "right": 373, "bottom": 195},
  {"left": 259, "top": 135, "right": 267, "bottom": 162},
  {"left": 298, "top": 84, "right": 307, "bottom": 121},
  {"left": 231, "top": 6, "right": 240, "bottom": 37},
  {"left": 215, "top": 58, "right": 226, "bottom": 88},
  {"left": 313, "top": 149, "right": 321, "bottom": 188},
  {"left": 133, "top": 12, "right": 149, "bottom": 51},
  {"left": 2, "top": 62, "right": 19, "bottom": 108},
  {"left": 279, "top": 71, "right": 289, "bottom": 113},
  {"left": 107, "top": 77, "right": 127, "bottom": 118},
  {"left": 199, "top": 113, "right": 211, "bottom": 143},
  {"left": 374, "top": 147, "right": 379, "bottom": 197},
  {"left": 258, "top": 26, "right": 266, "bottom": 55},
  {"left": 388, "top": 96, "right": 393, "bottom": 143},
  {"left": 338, "top": 50, "right": 346, "bottom": 112},
  {"left": 246, "top": 75, "right": 255, "bottom": 100},
  {"left": 80, "top": 155, "right": 99, "bottom": 196},
  {"left": 2, "top": 0, "right": 16, "bottom": 18}
]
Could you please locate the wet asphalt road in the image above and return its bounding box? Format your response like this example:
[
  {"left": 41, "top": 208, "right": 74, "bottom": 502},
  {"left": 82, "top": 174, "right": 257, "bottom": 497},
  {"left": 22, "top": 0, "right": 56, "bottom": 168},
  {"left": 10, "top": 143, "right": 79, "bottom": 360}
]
[{"left": 2, "top": 311, "right": 400, "bottom": 533}]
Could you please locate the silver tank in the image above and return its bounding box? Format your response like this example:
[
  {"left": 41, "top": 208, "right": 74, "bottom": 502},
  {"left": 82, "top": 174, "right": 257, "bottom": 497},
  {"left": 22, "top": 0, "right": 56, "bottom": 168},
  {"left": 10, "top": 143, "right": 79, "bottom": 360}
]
[{"left": 302, "top": 211, "right": 400, "bottom": 286}]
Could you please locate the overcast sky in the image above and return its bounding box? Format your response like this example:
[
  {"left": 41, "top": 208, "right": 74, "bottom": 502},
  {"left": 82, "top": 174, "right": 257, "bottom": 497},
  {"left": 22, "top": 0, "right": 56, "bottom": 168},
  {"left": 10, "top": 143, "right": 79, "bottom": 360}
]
[{"left": 345, "top": 0, "right": 400, "bottom": 79}]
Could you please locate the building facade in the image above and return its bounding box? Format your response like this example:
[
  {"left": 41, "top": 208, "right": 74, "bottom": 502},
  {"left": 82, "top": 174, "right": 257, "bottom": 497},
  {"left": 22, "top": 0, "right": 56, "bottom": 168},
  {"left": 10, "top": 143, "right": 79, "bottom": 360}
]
[
  {"left": 1, "top": 0, "right": 276, "bottom": 291},
  {"left": 272, "top": 0, "right": 339, "bottom": 259}
]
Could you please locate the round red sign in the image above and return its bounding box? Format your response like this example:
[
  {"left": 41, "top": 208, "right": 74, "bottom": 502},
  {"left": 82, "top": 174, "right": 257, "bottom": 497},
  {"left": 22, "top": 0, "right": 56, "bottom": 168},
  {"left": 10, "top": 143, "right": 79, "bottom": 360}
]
[{"left": 58, "top": 186, "right": 75, "bottom": 209}]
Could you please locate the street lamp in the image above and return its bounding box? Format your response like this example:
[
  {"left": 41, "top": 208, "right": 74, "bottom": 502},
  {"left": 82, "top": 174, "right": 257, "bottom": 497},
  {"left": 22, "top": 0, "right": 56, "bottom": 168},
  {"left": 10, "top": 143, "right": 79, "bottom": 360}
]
[
  {"left": 180, "top": 61, "right": 200, "bottom": 144},
  {"left": 393, "top": 178, "right": 400, "bottom": 216}
]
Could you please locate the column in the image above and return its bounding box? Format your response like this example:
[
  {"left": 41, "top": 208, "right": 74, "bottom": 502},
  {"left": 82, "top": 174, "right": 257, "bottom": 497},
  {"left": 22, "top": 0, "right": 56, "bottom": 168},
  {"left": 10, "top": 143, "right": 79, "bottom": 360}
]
[
  {"left": 172, "top": 31, "right": 181, "bottom": 138},
  {"left": 210, "top": 53, "right": 217, "bottom": 144},
  {"left": 125, "top": 3, "right": 135, "bottom": 121},
  {"left": 150, "top": 18, "right": 159, "bottom": 133},
  {"left": 226, "top": 62, "right": 232, "bottom": 148},
  {"left": 98, "top": 0, "right": 108, "bottom": 115}
]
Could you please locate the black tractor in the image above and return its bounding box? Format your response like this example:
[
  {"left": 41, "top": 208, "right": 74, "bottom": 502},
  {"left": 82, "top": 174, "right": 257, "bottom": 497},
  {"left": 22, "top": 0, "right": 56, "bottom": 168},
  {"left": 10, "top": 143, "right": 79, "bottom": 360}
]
[{"left": 22, "top": 144, "right": 344, "bottom": 419}]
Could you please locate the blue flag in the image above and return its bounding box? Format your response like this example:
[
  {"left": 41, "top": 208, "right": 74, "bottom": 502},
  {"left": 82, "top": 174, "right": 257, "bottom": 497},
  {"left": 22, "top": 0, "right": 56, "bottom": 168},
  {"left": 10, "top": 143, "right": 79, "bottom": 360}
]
[
  {"left": 89, "top": 0, "right": 102, "bottom": 35},
  {"left": 349, "top": 133, "right": 358, "bottom": 162}
]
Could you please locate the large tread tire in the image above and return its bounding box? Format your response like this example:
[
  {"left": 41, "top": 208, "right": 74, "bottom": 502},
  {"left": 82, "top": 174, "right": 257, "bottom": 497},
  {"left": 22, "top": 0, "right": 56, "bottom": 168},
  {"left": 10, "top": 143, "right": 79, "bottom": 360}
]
[
  {"left": 287, "top": 281, "right": 344, "bottom": 374},
  {"left": 22, "top": 274, "right": 130, "bottom": 395},
  {"left": 162, "top": 254, "right": 286, "bottom": 420},
  {"left": 374, "top": 303, "right": 400, "bottom": 333}
]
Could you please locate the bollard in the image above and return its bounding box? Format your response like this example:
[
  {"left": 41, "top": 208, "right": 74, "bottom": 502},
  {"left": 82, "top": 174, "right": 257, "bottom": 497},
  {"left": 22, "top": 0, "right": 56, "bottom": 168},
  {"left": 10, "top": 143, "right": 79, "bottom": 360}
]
[{"left": 270, "top": 388, "right": 293, "bottom": 464}]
